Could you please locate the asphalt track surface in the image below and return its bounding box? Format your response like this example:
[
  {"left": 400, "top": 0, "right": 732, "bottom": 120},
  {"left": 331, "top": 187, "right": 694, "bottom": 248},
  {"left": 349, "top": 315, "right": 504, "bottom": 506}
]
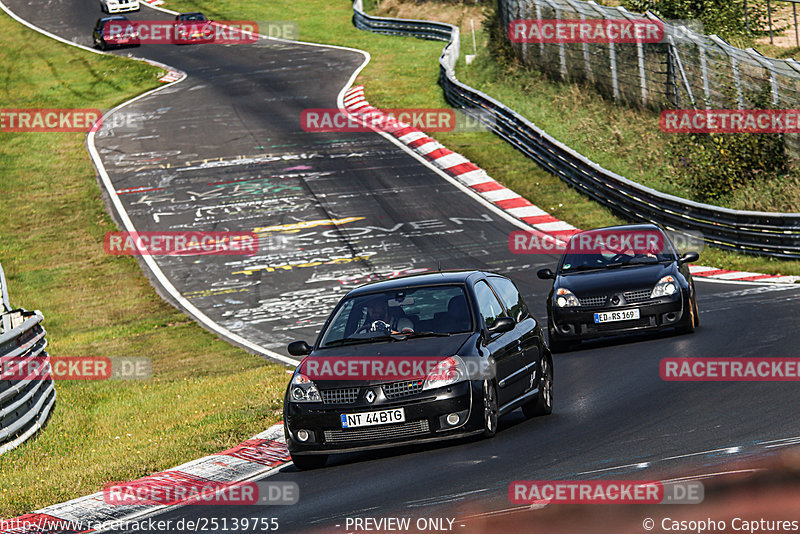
[{"left": 5, "top": 0, "right": 800, "bottom": 531}]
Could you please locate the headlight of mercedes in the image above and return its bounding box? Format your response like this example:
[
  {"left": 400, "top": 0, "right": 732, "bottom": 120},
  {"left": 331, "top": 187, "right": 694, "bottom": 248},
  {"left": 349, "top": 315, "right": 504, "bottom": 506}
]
[
  {"left": 289, "top": 372, "right": 321, "bottom": 402},
  {"left": 651, "top": 275, "right": 678, "bottom": 298},
  {"left": 555, "top": 287, "right": 580, "bottom": 308}
]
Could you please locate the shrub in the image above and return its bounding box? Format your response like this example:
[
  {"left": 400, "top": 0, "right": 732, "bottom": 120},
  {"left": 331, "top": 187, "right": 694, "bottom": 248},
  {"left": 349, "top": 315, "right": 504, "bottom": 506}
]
[{"left": 622, "top": 0, "right": 769, "bottom": 40}]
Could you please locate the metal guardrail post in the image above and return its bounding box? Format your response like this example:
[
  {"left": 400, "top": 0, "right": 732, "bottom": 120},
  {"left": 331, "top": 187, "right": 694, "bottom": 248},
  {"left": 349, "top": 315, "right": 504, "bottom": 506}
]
[
  {"left": 0, "top": 264, "right": 56, "bottom": 456},
  {"left": 669, "top": 35, "right": 696, "bottom": 109},
  {"left": 535, "top": 1, "right": 544, "bottom": 58},
  {"left": 746, "top": 47, "right": 781, "bottom": 105},
  {"left": 637, "top": 39, "right": 647, "bottom": 105}
]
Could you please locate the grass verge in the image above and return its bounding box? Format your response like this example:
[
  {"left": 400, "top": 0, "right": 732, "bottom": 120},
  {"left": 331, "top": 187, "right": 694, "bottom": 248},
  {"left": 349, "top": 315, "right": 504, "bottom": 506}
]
[{"left": 0, "top": 11, "right": 287, "bottom": 516}]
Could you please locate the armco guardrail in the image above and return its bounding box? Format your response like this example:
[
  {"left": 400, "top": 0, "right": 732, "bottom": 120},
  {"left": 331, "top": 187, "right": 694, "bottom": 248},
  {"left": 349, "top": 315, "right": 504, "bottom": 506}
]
[
  {"left": 0, "top": 263, "right": 56, "bottom": 456},
  {"left": 352, "top": 0, "right": 800, "bottom": 260}
]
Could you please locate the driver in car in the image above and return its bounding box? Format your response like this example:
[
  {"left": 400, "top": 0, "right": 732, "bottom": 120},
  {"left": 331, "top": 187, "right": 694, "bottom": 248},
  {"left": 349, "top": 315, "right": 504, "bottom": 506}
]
[{"left": 362, "top": 297, "right": 413, "bottom": 334}]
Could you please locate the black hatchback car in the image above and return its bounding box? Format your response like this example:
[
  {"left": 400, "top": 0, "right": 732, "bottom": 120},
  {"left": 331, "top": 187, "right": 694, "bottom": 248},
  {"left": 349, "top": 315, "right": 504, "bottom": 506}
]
[
  {"left": 538, "top": 224, "right": 699, "bottom": 352},
  {"left": 92, "top": 16, "right": 140, "bottom": 50},
  {"left": 284, "top": 270, "right": 553, "bottom": 469}
]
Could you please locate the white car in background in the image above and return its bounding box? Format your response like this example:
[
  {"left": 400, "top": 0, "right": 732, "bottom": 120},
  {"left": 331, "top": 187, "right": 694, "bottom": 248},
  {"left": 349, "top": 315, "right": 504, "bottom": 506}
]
[{"left": 100, "top": 0, "right": 140, "bottom": 14}]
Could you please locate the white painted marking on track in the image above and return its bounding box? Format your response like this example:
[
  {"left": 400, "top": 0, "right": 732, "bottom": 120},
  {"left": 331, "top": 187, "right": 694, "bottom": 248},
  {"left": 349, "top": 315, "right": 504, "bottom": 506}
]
[
  {"left": 759, "top": 435, "right": 800, "bottom": 444},
  {"left": 576, "top": 461, "right": 650, "bottom": 475},
  {"left": 659, "top": 469, "right": 761, "bottom": 484}
]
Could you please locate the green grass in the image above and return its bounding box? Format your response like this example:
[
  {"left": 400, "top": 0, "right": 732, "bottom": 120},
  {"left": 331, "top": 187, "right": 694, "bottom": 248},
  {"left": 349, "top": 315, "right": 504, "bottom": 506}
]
[{"left": 0, "top": 11, "right": 287, "bottom": 516}]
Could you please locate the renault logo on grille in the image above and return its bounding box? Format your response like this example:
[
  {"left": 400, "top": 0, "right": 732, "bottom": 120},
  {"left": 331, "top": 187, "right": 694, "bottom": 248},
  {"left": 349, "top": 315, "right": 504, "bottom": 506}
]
[
  {"left": 611, "top": 295, "right": 621, "bottom": 305},
  {"left": 365, "top": 390, "right": 376, "bottom": 403}
]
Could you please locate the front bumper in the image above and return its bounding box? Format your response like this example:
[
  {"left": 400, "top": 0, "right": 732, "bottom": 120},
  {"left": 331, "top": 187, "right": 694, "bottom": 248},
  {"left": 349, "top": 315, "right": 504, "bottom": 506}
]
[
  {"left": 284, "top": 381, "right": 481, "bottom": 455},
  {"left": 551, "top": 295, "right": 685, "bottom": 341},
  {"left": 106, "top": 2, "right": 140, "bottom": 13},
  {"left": 104, "top": 37, "right": 140, "bottom": 47},
  {"left": 174, "top": 27, "right": 215, "bottom": 43}
]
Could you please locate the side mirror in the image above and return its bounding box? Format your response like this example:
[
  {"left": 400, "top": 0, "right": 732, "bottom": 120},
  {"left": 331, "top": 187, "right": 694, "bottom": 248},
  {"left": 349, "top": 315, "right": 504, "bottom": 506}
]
[
  {"left": 288, "top": 340, "right": 312, "bottom": 356},
  {"left": 537, "top": 268, "right": 556, "bottom": 280},
  {"left": 678, "top": 251, "right": 699, "bottom": 265},
  {"left": 488, "top": 317, "right": 515, "bottom": 335}
]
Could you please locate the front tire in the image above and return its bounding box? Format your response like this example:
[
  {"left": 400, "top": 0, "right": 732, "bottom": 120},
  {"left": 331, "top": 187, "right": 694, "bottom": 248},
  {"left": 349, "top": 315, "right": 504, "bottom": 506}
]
[
  {"left": 291, "top": 454, "right": 328, "bottom": 470},
  {"left": 523, "top": 356, "right": 553, "bottom": 418},
  {"left": 482, "top": 379, "right": 498, "bottom": 438},
  {"left": 677, "top": 293, "right": 698, "bottom": 334}
]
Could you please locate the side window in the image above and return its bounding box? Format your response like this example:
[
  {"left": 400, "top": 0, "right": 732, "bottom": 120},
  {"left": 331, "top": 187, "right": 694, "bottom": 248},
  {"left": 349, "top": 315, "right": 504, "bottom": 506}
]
[
  {"left": 489, "top": 276, "right": 529, "bottom": 322},
  {"left": 662, "top": 230, "right": 679, "bottom": 257},
  {"left": 473, "top": 280, "right": 506, "bottom": 329},
  {"left": 319, "top": 299, "right": 356, "bottom": 344}
]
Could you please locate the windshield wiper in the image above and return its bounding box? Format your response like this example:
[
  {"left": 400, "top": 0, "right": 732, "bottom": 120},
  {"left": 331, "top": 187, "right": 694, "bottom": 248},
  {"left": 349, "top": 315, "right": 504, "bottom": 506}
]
[
  {"left": 564, "top": 263, "right": 620, "bottom": 273},
  {"left": 400, "top": 331, "right": 452, "bottom": 338},
  {"left": 323, "top": 334, "right": 397, "bottom": 347},
  {"left": 624, "top": 256, "right": 660, "bottom": 265}
]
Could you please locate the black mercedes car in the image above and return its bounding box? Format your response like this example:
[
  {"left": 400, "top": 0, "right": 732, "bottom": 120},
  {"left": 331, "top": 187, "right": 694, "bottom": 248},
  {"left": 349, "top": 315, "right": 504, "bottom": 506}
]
[
  {"left": 283, "top": 270, "right": 553, "bottom": 469},
  {"left": 538, "top": 224, "right": 699, "bottom": 352}
]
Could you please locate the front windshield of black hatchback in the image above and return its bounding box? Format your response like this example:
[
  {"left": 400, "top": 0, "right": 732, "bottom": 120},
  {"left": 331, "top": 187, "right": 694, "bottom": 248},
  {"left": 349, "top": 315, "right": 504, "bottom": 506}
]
[
  {"left": 319, "top": 285, "right": 472, "bottom": 347},
  {"left": 560, "top": 230, "right": 676, "bottom": 274}
]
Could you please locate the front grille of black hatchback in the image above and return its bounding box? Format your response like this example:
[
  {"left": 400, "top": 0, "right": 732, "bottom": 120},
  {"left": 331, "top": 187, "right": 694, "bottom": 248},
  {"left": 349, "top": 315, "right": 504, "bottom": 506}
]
[
  {"left": 323, "top": 419, "right": 430, "bottom": 443},
  {"left": 320, "top": 387, "right": 359, "bottom": 405}
]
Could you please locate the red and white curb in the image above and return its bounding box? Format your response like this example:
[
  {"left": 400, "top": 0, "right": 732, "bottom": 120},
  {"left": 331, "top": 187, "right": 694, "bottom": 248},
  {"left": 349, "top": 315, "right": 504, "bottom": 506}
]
[
  {"left": 343, "top": 85, "right": 800, "bottom": 285},
  {"left": 1, "top": 424, "right": 291, "bottom": 533},
  {"left": 158, "top": 69, "right": 183, "bottom": 83},
  {"left": 140, "top": 59, "right": 185, "bottom": 84},
  {"left": 687, "top": 265, "right": 798, "bottom": 283}
]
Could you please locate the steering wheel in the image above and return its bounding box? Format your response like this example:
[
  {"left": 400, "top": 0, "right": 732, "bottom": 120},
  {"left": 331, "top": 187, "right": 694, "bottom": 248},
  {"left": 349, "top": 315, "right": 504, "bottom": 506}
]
[
  {"left": 355, "top": 320, "right": 391, "bottom": 334},
  {"left": 607, "top": 253, "right": 629, "bottom": 264}
]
